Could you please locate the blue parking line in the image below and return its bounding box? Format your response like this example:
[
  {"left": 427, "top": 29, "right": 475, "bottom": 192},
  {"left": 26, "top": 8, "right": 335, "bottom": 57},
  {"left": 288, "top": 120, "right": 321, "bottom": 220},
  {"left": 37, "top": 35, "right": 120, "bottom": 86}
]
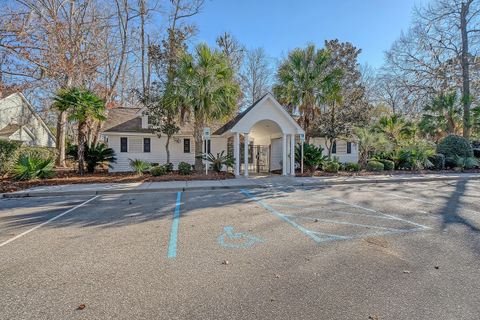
[
  {"left": 167, "top": 191, "right": 182, "bottom": 259},
  {"left": 241, "top": 189, "right": 324, "bottom": 243}
]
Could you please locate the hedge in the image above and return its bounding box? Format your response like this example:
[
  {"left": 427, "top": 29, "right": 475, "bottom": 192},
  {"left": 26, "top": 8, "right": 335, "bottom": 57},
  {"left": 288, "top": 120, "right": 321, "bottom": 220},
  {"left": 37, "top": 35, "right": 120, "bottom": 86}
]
[
  {"left": 0, "top": 140, "right": 57, "bottom": 175},
  {"left": 324, "top": 161, "right": 340, "bottom": 173},
  {"left": 437, "top": 135, "right": 473, "bottom": 167},
  {"left": 379, "top": 159, "right": 395, "bottom": 171},
  {"left": 367, "top": 160, "right": 384, "bottom": 171},
  {"left": 429, "top": 154, "right": 445, "bottom": 170}
]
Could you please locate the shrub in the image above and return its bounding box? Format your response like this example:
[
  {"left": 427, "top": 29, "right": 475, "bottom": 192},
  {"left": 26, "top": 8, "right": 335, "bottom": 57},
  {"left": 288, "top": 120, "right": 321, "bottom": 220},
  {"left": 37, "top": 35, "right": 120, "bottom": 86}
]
[
  {"left": 0, "top": 140, "right": 22, "bottom": 175},
  {"left": 1, "top": 143, "right": 57, "bottom": 176},
  {"left": 344, "top": 162, "right": 360, "bottom": 172},
  {"left": 129, "top": 158, "right": 150, "bottom": 175},
  {"left": 472, "top": 140, "right": 480, "bottom": 158},
  {"left": 324, "top": 161, "right": 340, "bottom": 173},
  {"left": 454, "top": 156, "right": 479, "bottom": 170},
  {"left": 201, "top": 151, "right": 233, "bottom": 172},
  {"left": 150, "top": 165, "right": 167, "bottom": 176},
  {"left": 150, "top": 162, "right": 160, "bottom": 167},
  {"left": 379, "top": 159, "right": 395, "bottom": 171},
  {"left": 437, "top": 135, "right": 473, "bottom": 167},
  {"left": 295, "top": 143, "right": 328, "bottom": 174},
  {"left": 398, "top": 140, "right": 435, "bottom": 170},
  {"left": 13, "top": 155, "right": 55, "bottom": 180},
  {"left": 429, "top": 154, "right": 445, "bottom": 170},
  {"left": 178, "top": 162, "right": 192, "bottom": 175},
  {"left": 164, "top": 162, "right": 174, "bottom": 173},
  {"left": 67, "top": 143, "right": 117, "bottom": 173},
  {"left": 367, "top": 160, "right": 384, "bottom": 171}
]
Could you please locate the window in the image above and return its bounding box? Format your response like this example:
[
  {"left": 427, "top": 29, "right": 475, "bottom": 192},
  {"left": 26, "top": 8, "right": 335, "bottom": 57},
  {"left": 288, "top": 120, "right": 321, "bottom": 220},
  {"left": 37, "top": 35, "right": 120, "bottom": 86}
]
[
  {"left": 120, "top": 137, "right": 128, "bottom": 152},
  {"left": 204, "top": 139, "right": 211, "bottom": 154},
  {"left": 332, "top": 141, "right": 337, "bottom": 154},
  {"left": 347, "top": 142, "right": 352, "bottom": 154},
  {"left": 143, "top": 138, "right": 151, "bottom": 153},
  {"left": 183, "top": 138, "right": 191, "bottom": 153}
]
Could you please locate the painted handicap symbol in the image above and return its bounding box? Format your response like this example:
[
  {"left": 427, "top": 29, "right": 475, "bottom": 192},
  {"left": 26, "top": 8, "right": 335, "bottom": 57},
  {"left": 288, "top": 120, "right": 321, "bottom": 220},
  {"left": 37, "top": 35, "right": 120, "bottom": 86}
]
[{"left": 217, "top": 226, "right": 264, "bottom": 249}]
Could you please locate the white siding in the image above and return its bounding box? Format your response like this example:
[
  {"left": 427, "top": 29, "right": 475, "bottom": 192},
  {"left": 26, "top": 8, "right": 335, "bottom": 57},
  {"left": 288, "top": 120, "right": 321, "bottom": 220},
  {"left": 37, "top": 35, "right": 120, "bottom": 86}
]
[
  {"left": 0, "top": 93, "right": 55, "bottom": 147},
  {"left": 106, "top": 134, "right": 228, "bottom": 172},
  {"left": 311, "top": 137, "right": 359, "bottom": 163}
]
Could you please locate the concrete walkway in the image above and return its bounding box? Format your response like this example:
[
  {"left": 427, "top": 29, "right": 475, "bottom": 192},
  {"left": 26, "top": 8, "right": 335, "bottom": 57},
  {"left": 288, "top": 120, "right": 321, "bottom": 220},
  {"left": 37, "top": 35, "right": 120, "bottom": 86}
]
[{"left": 2, "top": 172, "right": 479, "bottom": 198}]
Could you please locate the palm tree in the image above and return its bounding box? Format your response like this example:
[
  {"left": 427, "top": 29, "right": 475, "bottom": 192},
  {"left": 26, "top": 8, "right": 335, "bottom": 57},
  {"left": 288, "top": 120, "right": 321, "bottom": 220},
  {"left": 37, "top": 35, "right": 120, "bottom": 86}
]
[
  {"left": 354, "top": 127, "right": 392, "bottom": 167},
  {"left": 418, "top": 92, "right": 462, "bottom": 142},
  {"left": 175, "top": 43, "right": 240, "bottom": 172},
  {"left": 54, "top": 88, "right": 106, "bottom": 175},
  {"left": 273, "top": 44, "right": 341, "bottom": 140},
  {"left": 375, "top": 114, "right": 414, "bottom": 147}
]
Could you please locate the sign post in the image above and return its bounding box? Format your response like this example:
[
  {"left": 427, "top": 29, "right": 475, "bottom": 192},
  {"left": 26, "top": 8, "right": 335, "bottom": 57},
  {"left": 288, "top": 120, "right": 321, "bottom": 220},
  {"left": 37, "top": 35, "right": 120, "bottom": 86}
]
[
  {"left": 299, "top": 133, "right": 305, "bottom": 175},
  {"left": 203, "top": 128, "right": 211, "bottom": 175}
]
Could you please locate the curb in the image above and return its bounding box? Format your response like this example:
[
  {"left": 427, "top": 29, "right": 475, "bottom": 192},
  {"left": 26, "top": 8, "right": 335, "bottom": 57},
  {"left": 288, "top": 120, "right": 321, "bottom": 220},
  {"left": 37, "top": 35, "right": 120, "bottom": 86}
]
[{"left": 2, "top": 175, "right": 479, "bottom": 198}]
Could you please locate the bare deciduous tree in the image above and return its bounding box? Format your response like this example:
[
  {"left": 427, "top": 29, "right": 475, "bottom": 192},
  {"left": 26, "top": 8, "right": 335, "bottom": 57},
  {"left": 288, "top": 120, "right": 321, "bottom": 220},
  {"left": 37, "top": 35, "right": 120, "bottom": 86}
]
[{"left": 240, "top": 47, "right": 272, "bottom": 106}]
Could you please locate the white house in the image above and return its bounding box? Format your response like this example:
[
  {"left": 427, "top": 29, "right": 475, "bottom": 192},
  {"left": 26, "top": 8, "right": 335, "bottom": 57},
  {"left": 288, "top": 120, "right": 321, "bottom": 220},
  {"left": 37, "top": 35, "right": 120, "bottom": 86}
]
[
  {"left": 0, "top": 93, "right": 56, "bottom": 147},
  {"left": 101, "top": 94, "right": 358, "bottom": 176}
]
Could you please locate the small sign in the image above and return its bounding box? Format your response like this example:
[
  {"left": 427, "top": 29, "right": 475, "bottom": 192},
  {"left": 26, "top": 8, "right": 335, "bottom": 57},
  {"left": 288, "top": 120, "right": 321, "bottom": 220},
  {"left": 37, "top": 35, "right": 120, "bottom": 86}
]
[
  {"left": 299, "top": 133, "right": 305, "bottom": 143},
  {"left": 203, "top": 127, "right": 211, "bottom": 140}
]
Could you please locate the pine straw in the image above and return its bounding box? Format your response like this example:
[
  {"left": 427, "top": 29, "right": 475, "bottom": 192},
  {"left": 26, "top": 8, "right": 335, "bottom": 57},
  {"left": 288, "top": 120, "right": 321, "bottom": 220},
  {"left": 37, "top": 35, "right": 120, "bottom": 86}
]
[{"left": 0, "top": 171, "right": 234, "bottom": 193}]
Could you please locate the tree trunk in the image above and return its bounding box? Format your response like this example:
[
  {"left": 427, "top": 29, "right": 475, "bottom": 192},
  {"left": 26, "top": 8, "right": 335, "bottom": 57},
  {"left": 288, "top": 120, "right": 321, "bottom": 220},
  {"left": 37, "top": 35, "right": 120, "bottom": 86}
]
[
  {"left": 193, "top": 117, "right": 204, "bottom": 172},
  {"left": 165, "top": 135, "right": 171, "bottom": 164},
  {"left": 77, "top": 121, "right": 88, "bottom": 175},
  {"left": 460, "top": 1, "right": 472, "bottom": 138},
  {"left": 56, "top": 110, "right": 67, "bottom": 167}
]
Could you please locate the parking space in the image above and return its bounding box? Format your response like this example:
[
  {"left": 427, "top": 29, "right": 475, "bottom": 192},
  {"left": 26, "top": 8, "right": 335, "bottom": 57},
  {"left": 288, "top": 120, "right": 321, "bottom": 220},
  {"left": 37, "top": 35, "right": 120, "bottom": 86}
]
[{"left": 0, "top": 180, "right": 479, "bottom": 319}]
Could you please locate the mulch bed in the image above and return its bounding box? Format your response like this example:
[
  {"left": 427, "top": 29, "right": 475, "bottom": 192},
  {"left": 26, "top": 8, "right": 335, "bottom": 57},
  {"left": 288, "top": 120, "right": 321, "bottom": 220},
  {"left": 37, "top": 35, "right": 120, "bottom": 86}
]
[{"left": 0, "top": 171, "right": 234, "bottom": 194}]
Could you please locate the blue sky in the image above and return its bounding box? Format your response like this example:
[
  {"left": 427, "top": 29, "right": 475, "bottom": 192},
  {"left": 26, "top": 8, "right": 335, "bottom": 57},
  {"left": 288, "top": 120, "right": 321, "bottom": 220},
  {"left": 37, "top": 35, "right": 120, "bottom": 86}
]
[{"left": 190, "top": 0, "right": 431, "bottom": 69}]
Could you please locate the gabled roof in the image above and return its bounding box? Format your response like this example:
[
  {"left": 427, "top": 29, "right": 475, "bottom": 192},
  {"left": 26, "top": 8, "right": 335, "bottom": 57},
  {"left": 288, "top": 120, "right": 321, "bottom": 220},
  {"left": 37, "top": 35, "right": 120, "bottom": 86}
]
[
  {"left": 103, "top": 108, "right": 142, "bottom": 132},
  {"left": 0, "top": 92, "right": 56, "bottom": 142},
  {"left": 213, "top": 93, "right": 269, "bottom": 135},
  {"left": 0, "top": 123, "right": 21, "bottom": 136}
]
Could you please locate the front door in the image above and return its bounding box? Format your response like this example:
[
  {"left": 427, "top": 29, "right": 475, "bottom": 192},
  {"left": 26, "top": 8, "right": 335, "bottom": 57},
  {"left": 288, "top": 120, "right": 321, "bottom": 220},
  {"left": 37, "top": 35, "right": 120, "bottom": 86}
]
[{"left": 253, "top": 145, "right": 270, "bottom": 173}]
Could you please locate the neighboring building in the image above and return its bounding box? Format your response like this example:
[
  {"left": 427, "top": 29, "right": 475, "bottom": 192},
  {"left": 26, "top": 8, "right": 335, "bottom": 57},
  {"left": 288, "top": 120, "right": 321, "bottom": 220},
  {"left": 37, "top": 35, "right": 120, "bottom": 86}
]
[
  {"left": 101, "top": 93, "right": 358, "bottom": 176},
  {"left": 0, "top": 93, "right": 56, "bottom": 147}
]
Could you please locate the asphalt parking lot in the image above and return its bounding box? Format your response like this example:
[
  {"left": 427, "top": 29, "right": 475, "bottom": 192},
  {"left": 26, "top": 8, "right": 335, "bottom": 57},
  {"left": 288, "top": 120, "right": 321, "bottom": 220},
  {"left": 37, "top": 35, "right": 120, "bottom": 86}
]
[{"left": 1, "top": 180, "right": 479, "bottom": 320}]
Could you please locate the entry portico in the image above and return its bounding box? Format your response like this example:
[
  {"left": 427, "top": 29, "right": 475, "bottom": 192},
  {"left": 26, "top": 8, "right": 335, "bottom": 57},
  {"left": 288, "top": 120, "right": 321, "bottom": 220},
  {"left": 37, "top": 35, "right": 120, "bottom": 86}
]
[{"left": 214, "top": 93, "right": 305, "bottom": 177}]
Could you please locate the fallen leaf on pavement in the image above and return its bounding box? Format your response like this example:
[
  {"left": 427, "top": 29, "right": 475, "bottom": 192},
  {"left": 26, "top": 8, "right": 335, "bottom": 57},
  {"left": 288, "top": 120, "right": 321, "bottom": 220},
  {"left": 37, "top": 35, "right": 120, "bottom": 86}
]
[{"left": 77, "top": 304, "right": 86, "bottom": 310}]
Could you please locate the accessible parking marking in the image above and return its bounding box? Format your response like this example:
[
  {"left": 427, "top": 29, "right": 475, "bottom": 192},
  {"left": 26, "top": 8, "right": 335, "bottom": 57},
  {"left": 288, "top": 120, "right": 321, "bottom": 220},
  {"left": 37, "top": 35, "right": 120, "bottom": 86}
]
[
  {"left": 242, "top": 188, "right": 430, "bottom": 244},
  {"left": 167, "top": 191, "right": 183, "bottom": 259},
  {"left": 0, "top": 195, "right": 99, "bottom": 248}
]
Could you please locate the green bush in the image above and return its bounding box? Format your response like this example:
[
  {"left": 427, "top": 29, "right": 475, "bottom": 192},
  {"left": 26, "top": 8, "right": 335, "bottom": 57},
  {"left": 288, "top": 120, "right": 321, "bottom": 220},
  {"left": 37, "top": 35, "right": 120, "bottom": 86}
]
[
  {"left": 164, "top": 162, "right": 174, "bottom": 173},
  {"left": 429, "top": 154, "right": 445, "bottom": 170},
  {"left": 295, "top": 143, "right": 328, "bottom": 174},
  {"left": 201, "top": 151, "right": 233, "bottom": 172},
  {"left": 379, "top": 159, "right": 395, "bottom": 171},
  {"left": 454, "top": 156, "right": 479, "bottom": 170},
  {"left": 67, "top": 143, "right": 116, "bottom": 173},
  {"left": 1, "top": 142, "right": 57, "bottom": 176},
  {"left": 129, "top": 158, "right": 151, "bottom": 175},
  {"left": 367, "top": 160, "right": 384, "bottom": 171},
  {"left": 13, "top": 155, "right": 55, "bottom": 180},
  {"left": 0, "top": 140, "right": 22, "bottom": 175},
  {"left": 398, "top": 141, "right": 435, "bottom": 170},
  {"left": 344, "top": 162, "right": 360, "bottom": 172},
  {"left": 324, "top": 161, "right": 340, "bottom": 173},
  {"left": 437, "top": 135, "right": 473, "bottom": 167},
  {"left": 178, "top": 162, "right": 192, "bottom": 175},
  {"left": 150, "top": 165, "right": 167, "bottom": 176}
]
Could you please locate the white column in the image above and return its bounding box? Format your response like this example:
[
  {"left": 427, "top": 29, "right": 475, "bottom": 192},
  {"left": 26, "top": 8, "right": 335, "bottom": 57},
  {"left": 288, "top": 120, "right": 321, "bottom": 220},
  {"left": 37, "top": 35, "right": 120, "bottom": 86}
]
[
  {"left": 234, "top": 132, "right": 240, "bottom": 177},
  {"left": 244, "top": 133, "right": 249, "bottom": 177},
  {"left": 290, "top": 134, "right": 295, "bottom": 176},
  {"left": 282, "top": 133, "right": 287, "bottom": 176}
]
